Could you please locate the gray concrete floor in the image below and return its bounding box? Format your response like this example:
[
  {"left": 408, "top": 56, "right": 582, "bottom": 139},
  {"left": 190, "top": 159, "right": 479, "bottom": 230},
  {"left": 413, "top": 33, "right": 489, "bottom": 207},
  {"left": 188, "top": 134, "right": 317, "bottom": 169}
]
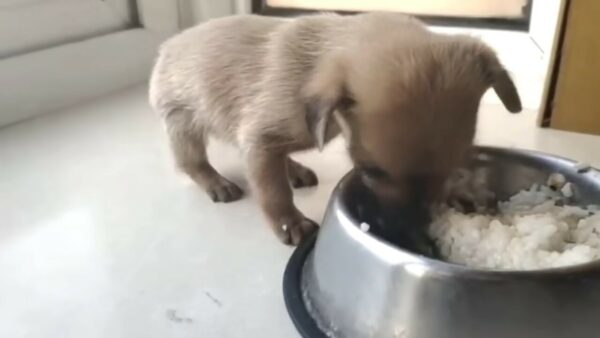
[{"left": 2, "top": 85, "right": 600, "bottom": 338}]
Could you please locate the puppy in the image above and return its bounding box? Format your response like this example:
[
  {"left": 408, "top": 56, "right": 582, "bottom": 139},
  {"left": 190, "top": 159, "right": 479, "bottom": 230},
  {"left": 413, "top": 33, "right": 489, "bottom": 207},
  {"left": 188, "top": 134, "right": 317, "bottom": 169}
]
[{"left": 149, "top": 12, "right": 521, "bottom": 245}]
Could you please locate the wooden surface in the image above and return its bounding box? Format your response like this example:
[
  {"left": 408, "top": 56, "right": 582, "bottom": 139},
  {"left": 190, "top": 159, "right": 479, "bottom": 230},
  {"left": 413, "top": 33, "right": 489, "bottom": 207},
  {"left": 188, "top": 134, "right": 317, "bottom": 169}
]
[{"left": 551, "top": 0, "right": 600, "bottom": 135}]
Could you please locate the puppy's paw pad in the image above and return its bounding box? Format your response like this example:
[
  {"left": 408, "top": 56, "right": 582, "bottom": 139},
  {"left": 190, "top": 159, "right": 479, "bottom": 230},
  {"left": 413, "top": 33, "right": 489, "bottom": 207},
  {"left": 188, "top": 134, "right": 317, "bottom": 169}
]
[
  {"left": 277, "top": 217, "right": 318, "bottom": 246},
  {"left": 289, "top": 165, "right": 318, "bottom": 188},
  {"left": 206, "top": 180, "right": 244, "bottom": 203}
]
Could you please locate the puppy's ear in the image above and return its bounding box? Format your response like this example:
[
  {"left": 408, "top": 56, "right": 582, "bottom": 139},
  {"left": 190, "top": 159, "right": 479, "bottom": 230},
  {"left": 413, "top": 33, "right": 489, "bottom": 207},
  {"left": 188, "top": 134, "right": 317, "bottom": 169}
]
[
  {"left": 305, "top": 98, "right": 354, "bottom": 151},
  {"left": 303, "top": 54, "right": 354, "bottom": 150},
  {"left": 479, "top": 48, "right": 522, "bottom": 113}
]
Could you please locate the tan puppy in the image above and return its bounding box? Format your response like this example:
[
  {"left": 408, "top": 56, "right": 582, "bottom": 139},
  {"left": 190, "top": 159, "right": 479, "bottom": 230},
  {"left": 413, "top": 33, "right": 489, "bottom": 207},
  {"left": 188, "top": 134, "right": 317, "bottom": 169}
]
[{"left": 149, "top": 12, "right": 521, "bottom": 245}]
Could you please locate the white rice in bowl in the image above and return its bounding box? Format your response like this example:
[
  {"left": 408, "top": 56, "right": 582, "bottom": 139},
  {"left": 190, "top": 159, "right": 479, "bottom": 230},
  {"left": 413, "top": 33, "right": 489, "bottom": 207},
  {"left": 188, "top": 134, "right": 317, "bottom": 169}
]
[{"left": 430, "top": 177, "right": 600, "bottom": 270}]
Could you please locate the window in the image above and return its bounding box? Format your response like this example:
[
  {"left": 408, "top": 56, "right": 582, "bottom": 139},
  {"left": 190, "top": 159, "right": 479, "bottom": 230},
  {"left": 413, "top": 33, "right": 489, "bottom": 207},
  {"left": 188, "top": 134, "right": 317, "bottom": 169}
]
[{"left": 253, "top": 0, "right": 532, "bottom": 30}]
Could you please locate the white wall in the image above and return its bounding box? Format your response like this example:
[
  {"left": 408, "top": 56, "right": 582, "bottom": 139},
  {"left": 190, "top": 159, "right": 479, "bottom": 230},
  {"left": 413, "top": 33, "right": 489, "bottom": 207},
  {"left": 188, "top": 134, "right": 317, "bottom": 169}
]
[
  {"left": 0, "top": 0, "right": 176, "bottom": 127},
  {"left": 234, "top": 0, "right": 252, "bottom": 14},
  {"left": 0, "top": 0, "right": 249, "bottom": 127},
  {"left": 178, "top": 0, "right": 237, "bottom": 28},
  {"left": 0, "top": 0, "right": 135, "bottom": 58},
  {"left": 0, "top": 29, "right": 161, "bottom": 127}
]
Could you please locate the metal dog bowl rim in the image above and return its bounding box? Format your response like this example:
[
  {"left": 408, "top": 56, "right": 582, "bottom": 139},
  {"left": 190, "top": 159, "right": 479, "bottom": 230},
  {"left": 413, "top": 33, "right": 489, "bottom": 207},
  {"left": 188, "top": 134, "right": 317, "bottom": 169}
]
[
  {"left": 283, "top": 233, "right": 326, "bottom": 338},
  {"left": 326, "top": 146, "right": 600, "bottom": 276}
]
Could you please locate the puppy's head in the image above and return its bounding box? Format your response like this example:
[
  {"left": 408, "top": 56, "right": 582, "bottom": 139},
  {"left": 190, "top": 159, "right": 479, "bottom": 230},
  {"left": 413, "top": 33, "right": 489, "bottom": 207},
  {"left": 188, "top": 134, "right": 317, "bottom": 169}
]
[{"left": 304, "top": 35, "right": 521, "bottom": 211}]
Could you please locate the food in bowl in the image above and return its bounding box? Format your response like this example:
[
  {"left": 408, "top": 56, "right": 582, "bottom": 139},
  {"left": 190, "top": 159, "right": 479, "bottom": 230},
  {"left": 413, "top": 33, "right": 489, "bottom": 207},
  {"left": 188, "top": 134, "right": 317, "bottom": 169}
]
[{"left": 430, "top": 172, "right": 600, "bottom": 270}]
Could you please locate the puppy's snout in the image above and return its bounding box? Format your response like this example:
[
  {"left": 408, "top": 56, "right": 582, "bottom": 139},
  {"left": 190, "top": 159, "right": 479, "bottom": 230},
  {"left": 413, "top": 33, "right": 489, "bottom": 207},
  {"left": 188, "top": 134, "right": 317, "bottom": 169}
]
[
  {"left": 369, "top": 175, "right": 438, "bottom": 214},
  {"left": 378, "top": 176, "right": 432, "bottom": 251},
  {"left": 407, "top": 175, "right": 428, "bottom": 206},
  {"left": 390, "top": 175, "right": 438, "bottom": 210}
]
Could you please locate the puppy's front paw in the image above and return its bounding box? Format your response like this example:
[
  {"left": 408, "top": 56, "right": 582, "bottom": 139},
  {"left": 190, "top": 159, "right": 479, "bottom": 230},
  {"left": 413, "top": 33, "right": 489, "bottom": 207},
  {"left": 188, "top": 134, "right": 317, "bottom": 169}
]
[
  {"left": 275, "top": 216, "right": 318, "bottom": 246},
  {"left": 205, "top": 178, "right": 244, "bottom": 203},
  {"left": 288, "top": 162, "right": 318, "bottom": 188}
]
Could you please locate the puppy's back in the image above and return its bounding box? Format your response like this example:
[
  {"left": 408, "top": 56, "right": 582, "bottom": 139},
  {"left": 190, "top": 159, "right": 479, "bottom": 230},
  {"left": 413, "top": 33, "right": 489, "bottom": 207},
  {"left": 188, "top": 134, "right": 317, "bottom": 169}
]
[
  {"left": 149, "top": 12, "right": 428, "bottom": 144},
  {"left": 149, "top": 15, "right": 285, "bottom": 118}
]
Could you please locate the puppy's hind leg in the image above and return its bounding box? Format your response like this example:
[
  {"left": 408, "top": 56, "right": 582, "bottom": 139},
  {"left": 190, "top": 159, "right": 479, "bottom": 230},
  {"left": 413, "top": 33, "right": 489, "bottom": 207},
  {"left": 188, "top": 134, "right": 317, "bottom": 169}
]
[{"left": 165, "top": 108, "right": 243, "bottom": 202}]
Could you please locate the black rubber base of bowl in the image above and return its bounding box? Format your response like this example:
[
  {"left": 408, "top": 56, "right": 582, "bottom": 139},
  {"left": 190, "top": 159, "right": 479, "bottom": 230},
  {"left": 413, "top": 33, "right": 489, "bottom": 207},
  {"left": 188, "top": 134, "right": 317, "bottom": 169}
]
[{"left": 283, "top": 233, "right": 328, "bottom": 338}]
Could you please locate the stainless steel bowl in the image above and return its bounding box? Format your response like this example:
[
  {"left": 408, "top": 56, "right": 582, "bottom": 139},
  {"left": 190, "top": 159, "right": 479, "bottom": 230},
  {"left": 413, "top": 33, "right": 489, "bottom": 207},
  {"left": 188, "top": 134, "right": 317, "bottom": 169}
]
[{"left": 284, "top": 146, "right": 600, "bottom": 338}]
